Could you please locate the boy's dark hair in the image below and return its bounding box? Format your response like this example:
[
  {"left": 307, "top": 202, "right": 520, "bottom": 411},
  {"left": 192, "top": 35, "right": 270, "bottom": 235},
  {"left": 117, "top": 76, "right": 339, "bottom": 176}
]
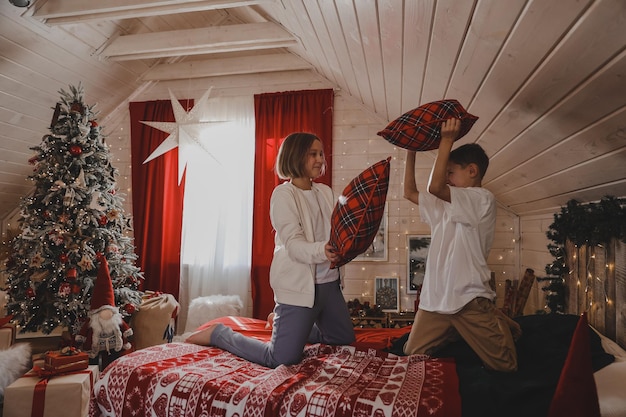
[
  {"left": 275, "top": 132, "right": 325, "bottom": 180},
  {"left": 449, "top": 143, "right": 489, "bottom": 179}
]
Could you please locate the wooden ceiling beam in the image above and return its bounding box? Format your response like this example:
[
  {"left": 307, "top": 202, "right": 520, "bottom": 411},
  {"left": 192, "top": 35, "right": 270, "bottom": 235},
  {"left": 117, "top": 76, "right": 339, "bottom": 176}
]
[
  {"left": 142, "top": 53, "right": 311, "bottom": 80},
  {"left": 34, "top": 0, "right": 271, "bottom": 25},
  {"left": 101, "top": 22, "right": 298, "bottom": 61}
]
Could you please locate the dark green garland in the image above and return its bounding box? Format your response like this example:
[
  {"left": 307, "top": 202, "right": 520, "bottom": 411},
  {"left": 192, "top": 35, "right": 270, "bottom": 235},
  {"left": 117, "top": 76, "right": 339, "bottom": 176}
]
[{"left": 545, "top": 196, "right": 626, "bottom": 276}]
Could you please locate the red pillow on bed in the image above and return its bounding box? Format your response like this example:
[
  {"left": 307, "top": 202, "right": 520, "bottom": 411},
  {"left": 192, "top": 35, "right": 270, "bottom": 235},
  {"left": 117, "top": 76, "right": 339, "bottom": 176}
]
[
  {"left": 377, "top": 99, "right": 478, "bottom": 151},
  {"left": 547, "top": 312, "right": 601, "bottom": 417},
  {"left": 329, "top": 157, "right": 391, "bottom": 268}
]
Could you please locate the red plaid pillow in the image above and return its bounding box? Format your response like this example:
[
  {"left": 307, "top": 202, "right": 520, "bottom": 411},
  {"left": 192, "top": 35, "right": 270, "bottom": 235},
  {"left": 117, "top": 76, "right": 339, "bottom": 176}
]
[
  {"left": 329, "top": 157, "right": 391, "bottom": 268},
  {"left": 377, "top": 99, "right": 478, "bottom": 151}
]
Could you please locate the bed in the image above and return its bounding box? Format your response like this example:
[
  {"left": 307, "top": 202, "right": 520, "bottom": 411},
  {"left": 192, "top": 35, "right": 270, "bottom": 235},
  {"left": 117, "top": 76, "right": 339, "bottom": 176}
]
[{"left": 90, "top": 314, "right": 626, "bottom": 417}]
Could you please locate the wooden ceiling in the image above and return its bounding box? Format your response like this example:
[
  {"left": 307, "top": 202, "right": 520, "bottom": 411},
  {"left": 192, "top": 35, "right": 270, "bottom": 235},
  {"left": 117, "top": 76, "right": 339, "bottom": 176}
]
[{"left": 1, "top": 0, "right": 625, "bottom": 221}]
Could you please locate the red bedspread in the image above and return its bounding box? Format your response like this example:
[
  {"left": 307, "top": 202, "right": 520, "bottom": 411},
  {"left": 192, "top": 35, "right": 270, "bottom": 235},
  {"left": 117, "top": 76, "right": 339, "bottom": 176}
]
[
  {"left": 89, "top": 317, "right": 461, "bottom": 417},
  {"left": 193, "top": 316, "right": 413, "bottom": 351}
]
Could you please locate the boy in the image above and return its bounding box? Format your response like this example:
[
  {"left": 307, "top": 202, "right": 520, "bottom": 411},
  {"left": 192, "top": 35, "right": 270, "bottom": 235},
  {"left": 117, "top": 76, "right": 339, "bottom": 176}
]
[{"left": 402, "top": 118, "right": 518, "bottom": 372}]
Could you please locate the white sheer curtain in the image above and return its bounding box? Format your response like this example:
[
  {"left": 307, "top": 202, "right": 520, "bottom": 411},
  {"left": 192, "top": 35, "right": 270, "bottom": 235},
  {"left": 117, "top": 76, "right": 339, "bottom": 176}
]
[{"left": 178, "top": 95, "right": 255, "bottom": 333}]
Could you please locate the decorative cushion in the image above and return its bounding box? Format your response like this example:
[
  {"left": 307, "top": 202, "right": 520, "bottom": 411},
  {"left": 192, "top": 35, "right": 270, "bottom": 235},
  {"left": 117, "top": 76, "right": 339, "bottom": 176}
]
[
  {"left": 0, "top": 343, "right": 31, "bottom": 398},
  {"left": 377, "top": 99, "right": 478, "bottom": 151},
  {"left": 329, "top": 157, "right": 391, "bottom": 268},
  {"left": 547, "top": 312, "right": 601, "bottom": 417},
  {"left": 184, "top": 294, "right": 243, "bottom": 334}
]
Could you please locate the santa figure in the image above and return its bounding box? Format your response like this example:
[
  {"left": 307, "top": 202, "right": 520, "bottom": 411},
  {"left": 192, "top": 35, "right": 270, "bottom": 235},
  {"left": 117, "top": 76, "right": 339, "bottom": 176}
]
[{"left": 75, "top": 255, "right": 133, "bottom": 360}]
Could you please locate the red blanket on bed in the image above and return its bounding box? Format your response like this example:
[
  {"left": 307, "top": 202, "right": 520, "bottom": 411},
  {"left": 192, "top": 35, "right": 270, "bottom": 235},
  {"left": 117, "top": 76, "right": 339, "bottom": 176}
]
[
  {"left": 193, "top": 316, "right": 413, "bottom": 351},
  {"left": 90, "top": 317, "right": 461, "bottom": 417}
]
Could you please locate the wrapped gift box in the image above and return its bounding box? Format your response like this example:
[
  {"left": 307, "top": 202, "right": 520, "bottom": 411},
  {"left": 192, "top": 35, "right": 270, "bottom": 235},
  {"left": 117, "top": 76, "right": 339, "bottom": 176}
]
[
  {"left": 44, "top": 349, "right": 88, "bottom": 373},
  {"left": 3, "top": 365, "right": 99, "bottom": 417},
  {"left": 0, "top": 321, "right": 16, "bottom": 349}
]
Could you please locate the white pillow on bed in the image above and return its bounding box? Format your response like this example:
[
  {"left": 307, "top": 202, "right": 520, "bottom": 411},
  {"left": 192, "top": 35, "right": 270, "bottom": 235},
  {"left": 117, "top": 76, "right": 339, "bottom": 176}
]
[
  {"left": 595, "top": 361, "right": 626, "bottom": 417},
  {"left": 0, "top": 343, "right": 31, "bottom": 397}
]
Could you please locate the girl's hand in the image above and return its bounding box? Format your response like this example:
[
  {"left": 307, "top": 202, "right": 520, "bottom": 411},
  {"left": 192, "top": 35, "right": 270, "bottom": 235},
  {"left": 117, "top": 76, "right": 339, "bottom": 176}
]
[{"left": 325, "top": 243, "right": 339, "bottom": 263}]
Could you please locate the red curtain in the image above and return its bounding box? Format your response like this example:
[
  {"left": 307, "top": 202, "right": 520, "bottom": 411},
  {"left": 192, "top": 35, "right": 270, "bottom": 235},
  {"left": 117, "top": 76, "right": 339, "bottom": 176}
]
[
  {"left": 129, "top": 100, "right": 191, "bottom": 301},
  {"left": 251, "top": 89, "right": 334, "bottom": 319}
]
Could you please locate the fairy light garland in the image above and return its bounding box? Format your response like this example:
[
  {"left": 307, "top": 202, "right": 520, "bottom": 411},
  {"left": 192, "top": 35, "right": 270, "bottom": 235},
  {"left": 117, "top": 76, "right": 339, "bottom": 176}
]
[{"left": 547, "top": 197, "right": 625, "bottom": 310}]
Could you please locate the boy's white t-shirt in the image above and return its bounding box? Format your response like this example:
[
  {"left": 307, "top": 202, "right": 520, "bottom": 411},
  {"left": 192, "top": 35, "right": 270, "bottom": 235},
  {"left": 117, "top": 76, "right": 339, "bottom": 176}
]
[{"left": 418, "top": 186, "right": 497, "bottom": 314}]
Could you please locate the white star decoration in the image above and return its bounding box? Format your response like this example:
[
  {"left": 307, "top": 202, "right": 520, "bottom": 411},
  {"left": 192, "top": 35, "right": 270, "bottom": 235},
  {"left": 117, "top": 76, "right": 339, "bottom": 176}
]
[{"left": 141, "top": 88, "right": 228, "bottom": 184}]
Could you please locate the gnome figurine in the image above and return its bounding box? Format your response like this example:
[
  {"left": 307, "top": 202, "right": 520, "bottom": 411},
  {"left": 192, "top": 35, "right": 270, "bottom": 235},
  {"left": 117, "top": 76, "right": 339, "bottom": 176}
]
[{"left": 75, "top": 255, "right": 133, "bottom": 363}]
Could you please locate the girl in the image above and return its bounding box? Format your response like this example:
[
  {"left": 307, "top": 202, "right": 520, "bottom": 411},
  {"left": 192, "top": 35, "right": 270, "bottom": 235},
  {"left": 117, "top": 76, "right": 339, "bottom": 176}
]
[{"left": 186, "top": 132, "right": 355, "bottom": 368}]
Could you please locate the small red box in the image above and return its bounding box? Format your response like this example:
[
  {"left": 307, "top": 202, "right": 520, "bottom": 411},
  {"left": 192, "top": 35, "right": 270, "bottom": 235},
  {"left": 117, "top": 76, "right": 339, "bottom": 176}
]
[{"left": 44, "top": 349, "right": 89, "bottom": 373}]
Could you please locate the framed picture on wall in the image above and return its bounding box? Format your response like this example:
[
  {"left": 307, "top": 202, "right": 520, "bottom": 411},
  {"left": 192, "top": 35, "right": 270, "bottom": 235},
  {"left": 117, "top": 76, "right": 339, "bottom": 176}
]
[
  {"left": 374, "top": 276, "right": 400, "bottom": 312},
  {"left": 407, "top": 235, "right": 431, "bottom": 294},
  {"left": 354, "top": 203, "right": 388, "bottom": 262}
]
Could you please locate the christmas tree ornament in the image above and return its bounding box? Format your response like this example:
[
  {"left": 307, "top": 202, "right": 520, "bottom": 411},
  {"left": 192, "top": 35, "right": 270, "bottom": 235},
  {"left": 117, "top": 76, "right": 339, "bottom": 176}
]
[
  {"left": 89, "top": 191, "right": 105, "bottom": 211},
  {"left": 78, "top": 254, "right": 94, "bottom": 271},
  {"left": 69, "top": 144, "right": 83, "bottom": 156},
  {"left": 63, "top": 187, "right": 75, "bottom": 206},
  {"left": 66, "top": 268, "right": 77, "bottom": 279},
  {"left": 141, "top": 88, "right": 229, "bottom": 185},
  {"left": 106, "top": 209, "right": 119, "bottom": 221},
  {"left": 59, "top": 283, "right": 71, "bottom": 297},
  {"left": 29, "top": 253, "right": 44, "bottom": 267}
]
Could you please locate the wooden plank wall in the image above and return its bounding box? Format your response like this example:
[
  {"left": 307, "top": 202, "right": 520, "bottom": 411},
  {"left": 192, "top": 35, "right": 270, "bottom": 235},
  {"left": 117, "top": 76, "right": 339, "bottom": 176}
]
[{"left": 566, "top": 239, "right": 625, "bottom": 348}]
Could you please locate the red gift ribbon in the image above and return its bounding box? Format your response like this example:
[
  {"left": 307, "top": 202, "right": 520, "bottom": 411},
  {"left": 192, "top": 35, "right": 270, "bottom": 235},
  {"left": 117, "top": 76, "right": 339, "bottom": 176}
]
[
  {"left": 21, "top": 366, "right": 93, "bottom": 417},
  {"left": 145, "top": 291, "right": 163, "bottom": 299}
]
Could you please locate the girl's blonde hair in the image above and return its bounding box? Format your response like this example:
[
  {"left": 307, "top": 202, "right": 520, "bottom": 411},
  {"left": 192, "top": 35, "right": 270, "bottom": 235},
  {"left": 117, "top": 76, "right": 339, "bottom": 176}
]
[{"left": 275, "top": 132, "right": 326, "bottom": 180}]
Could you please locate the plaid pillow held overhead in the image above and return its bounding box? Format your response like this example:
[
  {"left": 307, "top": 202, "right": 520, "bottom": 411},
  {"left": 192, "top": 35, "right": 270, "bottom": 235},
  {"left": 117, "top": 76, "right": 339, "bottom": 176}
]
[
  {"left": 329, "top": 157, "right": 391, "bottom": 268},
  {"left": 377, "top": 99, "right": 478, "bottom": 151}
]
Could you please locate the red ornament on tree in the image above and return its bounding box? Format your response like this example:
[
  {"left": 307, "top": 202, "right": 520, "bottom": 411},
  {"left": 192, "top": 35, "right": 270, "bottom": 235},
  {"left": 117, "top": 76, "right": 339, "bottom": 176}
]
[
  {"left": 98, "top": 215, "right": 108, "bottom": 226},
  {"left": 124, "top": 303, "right": 137, "bottom": 314},
  {"left": 26, "top": 287, "right": 35, "bottom": 298},
  {"left": 66, "top": 267, "right": 77, "bottom": 280},
  {"left": 59, "top": 253, "right": 69, "bottom": 263},
  {"left": 71, "top": 284, "right": 81, "bottom": 294},
  {"left": 69, "top": 144, "right": 83, "bottom": 156},
  {"left": 89, "top": 120, "right": 98, "bottom": 127}
]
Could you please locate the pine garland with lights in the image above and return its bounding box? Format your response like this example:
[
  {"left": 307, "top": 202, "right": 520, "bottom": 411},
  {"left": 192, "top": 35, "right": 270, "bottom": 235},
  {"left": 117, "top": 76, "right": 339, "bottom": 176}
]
[
  {"left": 4, "top": 84, "right": 143, "bottom": 334},
  {"left": 545, "top": 196, "right": 626, "bottom": 277}
]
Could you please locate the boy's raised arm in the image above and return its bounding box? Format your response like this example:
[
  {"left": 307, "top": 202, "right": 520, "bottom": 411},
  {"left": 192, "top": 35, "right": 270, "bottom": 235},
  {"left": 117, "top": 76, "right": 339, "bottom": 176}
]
[
  {"left": 403, "top": 150, "right": 420, "bottom": 204},
  {"left": 427, "top": 118, "right": 460, "bottom": 202}
]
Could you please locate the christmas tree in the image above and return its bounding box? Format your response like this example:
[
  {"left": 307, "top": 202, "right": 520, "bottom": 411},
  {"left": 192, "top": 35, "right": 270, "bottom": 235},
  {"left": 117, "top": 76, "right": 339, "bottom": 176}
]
[{"left": 5, "top": 84, "right": 143, "bottom": 335}]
